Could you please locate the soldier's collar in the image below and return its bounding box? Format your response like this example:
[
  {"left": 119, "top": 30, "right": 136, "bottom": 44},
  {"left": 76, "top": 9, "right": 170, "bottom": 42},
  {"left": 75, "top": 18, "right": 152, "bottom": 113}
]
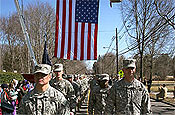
[
  {"left": 123, "top": 79, "right": 134, "bottom": 85},
  {"left": 32, "top": 85, "right": 51, "bottom": 97}
]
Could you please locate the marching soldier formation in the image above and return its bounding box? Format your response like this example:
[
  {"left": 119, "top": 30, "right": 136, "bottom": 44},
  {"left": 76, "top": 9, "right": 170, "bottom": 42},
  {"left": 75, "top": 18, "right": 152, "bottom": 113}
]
[
  {"left": 3, "top": 58, "right": 151, "bottom": 115},
  {"left": 50, "top": 64, "right": 76, "bottom": 113},
  {"left": 18, "top": 64, "right": 70, "bottom": 115},
  {"left": 16, "top": 63, "right": 91, "bottom": 115}
]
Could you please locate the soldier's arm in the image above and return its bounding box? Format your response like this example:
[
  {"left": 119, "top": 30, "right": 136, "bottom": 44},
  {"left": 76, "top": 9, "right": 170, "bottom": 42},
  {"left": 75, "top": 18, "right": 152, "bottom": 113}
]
[
  {"left": 67, "top": 82, "right": 75, "bottom": 98},
  {"left": 105, "top": 86, "right": 116, "bottom": 114},
  {"left": 57, "top": 94, "right": 70, "bottom": 115},
  {"left": 67, "top": 82, "right": 76, "bottom": 109},
  {"left": 141, "top": 88, "right": 152, "bottom": 114},
  {"left": 17, "top": 99, "right": 28, "bottom": 115}
]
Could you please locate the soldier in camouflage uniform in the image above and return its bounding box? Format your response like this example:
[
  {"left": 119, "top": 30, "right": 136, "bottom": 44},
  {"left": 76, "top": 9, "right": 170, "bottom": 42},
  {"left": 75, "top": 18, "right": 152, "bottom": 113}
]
[
  {"left": 18, "top": 64, "right": 70, "bottom": 115},
  {"left": 66, "top": 74, "right": 81, "bottom": 112},
  {"left": 73, "top": 74, "right": 82, "bottom": 111},
  {"left": 50, "top": 64, "right": 76, "bottom": 112},
  {"left": 74, "top": 74, "right": 81, "bottom": 85},
  {"left": 105, "top": 59, "right": 152, "bottom": 115},
  {"left": 89, "top": 74, "right": 100, "bottom": 90},
  {"left": 80, "top": 75, "right": 89, "bottom": 103},
  {"left": 66, "top": 74, "right": 81, "bottom": 99},
  {"left": 88, "top": 74, "right": 111, "bottom": 115}
]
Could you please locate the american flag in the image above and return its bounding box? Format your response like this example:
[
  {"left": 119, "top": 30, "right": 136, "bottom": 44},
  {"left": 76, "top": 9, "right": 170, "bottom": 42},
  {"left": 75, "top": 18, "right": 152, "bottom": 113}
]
[{"left": 54, "top": 0, "right": 99, "bottom": 60}]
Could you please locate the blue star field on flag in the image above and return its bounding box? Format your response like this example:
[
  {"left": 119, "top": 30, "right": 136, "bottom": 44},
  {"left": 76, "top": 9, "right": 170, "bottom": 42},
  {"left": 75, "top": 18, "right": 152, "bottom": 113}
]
[{"left": 75, "top": 0, "right": 99, "bottom": 24}]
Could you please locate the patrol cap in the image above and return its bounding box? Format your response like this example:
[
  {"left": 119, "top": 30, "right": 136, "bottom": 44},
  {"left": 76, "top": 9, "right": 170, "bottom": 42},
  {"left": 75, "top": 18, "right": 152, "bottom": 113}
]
[
  {"left": 54, "top": 64, "right": 63, "bottom": 72},
  {"left": 95, "top": 74, "right": 101, "bottom": 78},
  {"left": 123, "top": 59, "right": 136, "bottom": 68},
  {"left": 100, "top": 74, "right": 109, "bottom": 81},
  {"left": 62, "top": 74, "right": 67, "bottom": 79},
  {"left": 67, "top": 74, "right": 73, "bottom": 78},
  {"left": 34, "top": 64, "right": 51, "bottom": 75}
]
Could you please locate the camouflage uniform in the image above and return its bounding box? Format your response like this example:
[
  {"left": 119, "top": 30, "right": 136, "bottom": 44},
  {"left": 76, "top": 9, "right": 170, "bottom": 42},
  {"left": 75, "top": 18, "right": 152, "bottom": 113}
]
[
  {"left": 88, "top": 85, "right": 111, "bottom": 115},
  {"left": 75, "top": 78, "right": 81, "bottom": 86},
  {"left": 81, "top": 77, "right": 89, "bottom": 94},
  {"left": 105, "top": 78, "right": 152, "bottom": 115},
  {"left": 50, "top": 78, "right": 74, "bottom": 99},
  {"left": 50, "top": 78, "right": 76, "bottom": 109},
  {"left": 18, "top": 85, "right": 70, "bottom": 115},
  {"left": 89, "top": 78, "right": 98, "bottom": 90},
  {"left": 72, "top": 81, "right": 81, "bottom": 98}
]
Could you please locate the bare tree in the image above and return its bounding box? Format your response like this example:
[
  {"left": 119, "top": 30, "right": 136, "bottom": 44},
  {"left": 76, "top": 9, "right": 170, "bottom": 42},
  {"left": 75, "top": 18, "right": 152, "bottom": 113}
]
[
  {"left": 0, "top": 15, "right": 24, "bottom": 72},
  {"left": 0, "top": 1, "right": 55, "bottom": 73},
  {"left": 154, "top": 0, "right": 175, "bottom": 63},
  {"left": 154, "top": 0, "right": 175, "bottom": 29},
  {"left": 24, "top": 1, "right": 55, "bottom": 64},
  {"left": 120, "top": 0, "right": 172, "bottom": 81},
  {"left": 0, "top": 32, "right": 2, "bottom": 71},
  {"left": 93, "top": 53, "right": 120, "bottom": 75},
  {"left": 154, "top": 54, "right": 173, "bottom": 80},
  {"left": 52, "top": 58, "right": 88, "bottom": 74}
]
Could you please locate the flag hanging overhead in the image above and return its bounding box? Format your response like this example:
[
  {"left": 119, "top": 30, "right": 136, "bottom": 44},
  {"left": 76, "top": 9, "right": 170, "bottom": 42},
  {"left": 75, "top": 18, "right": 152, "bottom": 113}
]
[{"left": 54, "top": 0, "right": 99, "bottom": 60}]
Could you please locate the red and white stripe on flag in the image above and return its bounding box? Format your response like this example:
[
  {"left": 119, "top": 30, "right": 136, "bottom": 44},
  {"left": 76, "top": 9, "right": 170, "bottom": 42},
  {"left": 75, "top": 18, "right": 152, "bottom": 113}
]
[{"left": 54, "top": 0, "right": 99, "bottom": 60}]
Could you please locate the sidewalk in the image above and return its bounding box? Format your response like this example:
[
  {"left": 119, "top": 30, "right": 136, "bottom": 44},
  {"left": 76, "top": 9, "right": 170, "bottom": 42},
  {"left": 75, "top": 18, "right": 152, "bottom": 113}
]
[
  {"left": 151, "top": 98, "right": 175, "bottom": 115},
  {"left": 151, "top": 92, "right": 174, "bottom": 98},
  {"left": 150, "top": 92, "right": 175, "bottom": 107}
]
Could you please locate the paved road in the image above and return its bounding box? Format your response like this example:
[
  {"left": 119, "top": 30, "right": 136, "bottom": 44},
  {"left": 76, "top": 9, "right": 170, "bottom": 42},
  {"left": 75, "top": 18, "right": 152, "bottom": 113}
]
[
  {"left": 12, "top": 92, "right": 175, "bottom": 115},
  {"left": 76, "top": 95, "right": 175, "bottom": 115},
  {"left": 151, "top": 99, "right": 175, "bottom": 115},
  {"left": 76, "top": 94, "right": 89, "bottom": 115},
  {"left": 151, "top": 92, "right": 174, "bottom": 98}
]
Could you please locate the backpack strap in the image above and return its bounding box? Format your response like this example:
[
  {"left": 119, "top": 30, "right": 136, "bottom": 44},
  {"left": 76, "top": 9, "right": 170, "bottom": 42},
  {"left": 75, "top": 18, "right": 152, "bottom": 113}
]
[{"left": 4, "top": 91, "right": 11, "bottom": 100}]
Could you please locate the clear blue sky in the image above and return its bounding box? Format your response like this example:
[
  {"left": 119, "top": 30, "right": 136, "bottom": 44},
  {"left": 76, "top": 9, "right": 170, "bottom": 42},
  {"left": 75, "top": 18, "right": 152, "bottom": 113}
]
[{"left": 0, "top": 0, "right": 129, "bottom": 68}]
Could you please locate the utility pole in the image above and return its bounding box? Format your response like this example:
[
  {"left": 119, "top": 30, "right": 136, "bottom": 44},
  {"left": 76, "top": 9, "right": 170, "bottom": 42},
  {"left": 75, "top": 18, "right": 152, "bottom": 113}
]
[
  {"left": 116, "top": 28, "right": 119, "bottom": 74},
  {"left": 109, "top": 0, "right": 122, "bottom": 74}
]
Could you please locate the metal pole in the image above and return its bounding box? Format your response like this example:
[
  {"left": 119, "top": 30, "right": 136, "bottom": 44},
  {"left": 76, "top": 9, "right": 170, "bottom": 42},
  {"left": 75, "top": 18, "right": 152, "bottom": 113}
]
[
  {"left": 14, "top": 0, "right": 37, "bottom": 66},
  {"left": 116, "top": 28, "right": 119, "bottom": 74}
]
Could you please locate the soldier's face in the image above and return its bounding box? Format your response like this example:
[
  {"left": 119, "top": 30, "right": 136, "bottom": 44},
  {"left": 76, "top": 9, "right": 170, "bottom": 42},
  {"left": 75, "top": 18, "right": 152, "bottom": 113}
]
[
  {"left": 99, "top": 80, "right": 108, "bottom": 88},
  {"left": 34, "top": 73, "right": 51, "bottom": 85},
  {"left": 68, "top": 78, "right": 72, "bottom": 82},
  {"left": 54, "top": 70, "right": 63, "bottom": 78},
  {"left": 123, "top": 67, "right": 136, "bottom": 78}
]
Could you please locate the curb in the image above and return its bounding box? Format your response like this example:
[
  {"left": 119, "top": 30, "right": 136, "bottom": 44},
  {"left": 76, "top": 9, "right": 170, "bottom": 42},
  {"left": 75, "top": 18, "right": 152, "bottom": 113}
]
[{"left": 151, "top": 97, "right": 175, "bottom": 107}]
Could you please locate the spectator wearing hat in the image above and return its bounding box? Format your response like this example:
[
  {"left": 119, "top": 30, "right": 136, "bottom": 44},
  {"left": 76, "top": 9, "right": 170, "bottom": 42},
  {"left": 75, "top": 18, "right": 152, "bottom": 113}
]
[
  {"left": 88, "top": 74, "right": 111, "bottom": 115},
  {"left": 18, "top": 64, "right": 70, "bottom": 115},
  {"left": 105, "top": 59, "right": 152, "bottom": 114},
  {"left": 50, "top": 64, "right": 76, "bottom": 112}
]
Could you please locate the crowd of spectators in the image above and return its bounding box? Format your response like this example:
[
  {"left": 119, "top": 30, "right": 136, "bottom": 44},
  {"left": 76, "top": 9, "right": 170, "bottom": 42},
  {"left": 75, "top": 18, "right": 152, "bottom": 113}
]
[{"left": 0, "top": 79, "right": 34, "bottom": 115}]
